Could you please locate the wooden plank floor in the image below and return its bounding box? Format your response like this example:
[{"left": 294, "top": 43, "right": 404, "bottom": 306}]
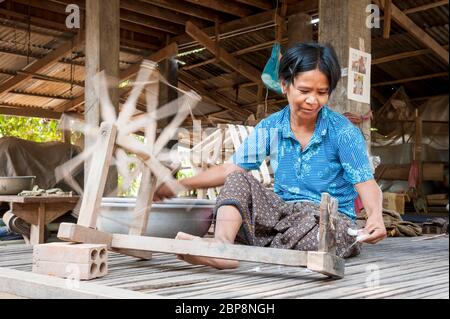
[{"left": 0, "top": 237, "right": 448, "bottom": 299}]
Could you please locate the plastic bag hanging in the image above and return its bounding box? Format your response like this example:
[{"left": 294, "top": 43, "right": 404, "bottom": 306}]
[{"left": 261, "top": 43, "right": 283, "bottom": 95}]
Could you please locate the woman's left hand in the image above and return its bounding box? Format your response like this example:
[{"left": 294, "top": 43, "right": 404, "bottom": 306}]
[
  {"left": 355, "top": 179, "right": 387, "bottom": 244},
  {"left": 361, "top": 215, "right": 387, "bottom": 244}
]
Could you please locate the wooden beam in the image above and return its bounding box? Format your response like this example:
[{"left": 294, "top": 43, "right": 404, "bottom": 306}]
[
  {"left": 383, "top": 0, "right": 392, "bottom": 39},
  {"left": 373, "top": 45, "right": 450, "bottom": 65},
  {"left": 174, "top": 10, "right": 276, "bottom": 46},
  {"left": 114, "top": 233, "right": 308, "bottom": 267},
  {"left": 0, "top": 267, "right": 158, "bottom": 299},
  {"left": 183, "top": 0, "right": 253, "bottom": 17},
  {"left": 0, "top": 7, "right": 73, "bottom": 34},
  {"left": 54, "top": 95, "right": 84, "bottom": 113},
  {"left": 120, "top": 38, "right": 160, "bottom": 51},
  {"left": 120, "top": 43, "right": 178, "bottom": 81},
  {"left": 286, "top": 0, "right": 319, "bottom": 15},
  {"left": 410, "top": 94, "right": 448, "bottom": 102},
  {"left": 121, "top": 0, "right": 207, "bottom": 27},
  {"left": 0, "top": 33, "right": 83, "bottom": 98},
  {"left": 77, "top": 123, "right": 118, "bottom": 228},
  {"left": 234, "top": 0, "right": 273, "bottom": 10},
  {"left": 185, "top": 21, "right": 262, "bottom": 84},
  {"left": 319, "top": 0, "right": 372, "bottom": 143},
  {"left": 174, "top": 1, "right": 318, "bottom": 48},
  {"left": 288, "top": 12, "right": 313, "bottom": 49},
  {"left": 142, "top": 0, "right": 221, "bottom": 22},
  {"left": 0, "top": 9, "right": 69, "bottom": 37},
  {"left": 402, "top": 0, "right": 449, "bottom": 15},
  {"left": 178, "top": 71, "right": 252, "bottom": 119},
  {"left": 372, "top": 72, "right": 448, "bottom": 87},
  {"left": 376, "top": 0, "right": 449, "bottom": 64},
  {"left": 120, "top": 21, "right": 166, "bottom": 40},
  {"left": 0, "top": 67, "right": 85, "bottom": 87},
  {"left": 9, "top": 90, "right": 73, "bottom": 100},
  {"left": 182, "top": 39, "right": 287, "bottom": 71},
  {"left": 216, "top": 82, "right": 257, "bottom": 92},
  {"left": 120, "top": 9, "right": 183, "bottom": 35},
  {"left": 1, "top": 6, "right": 164, "bottom": 46},
  {"left": 54, "top": 43, "right": 178, "bottom": 113},
  {"left": 47, "top": 0, "right": 169, "bottom": 39},
  {"left": 0, "top": 105, "right": 64, "bottom": 119},
  {"left": 84, "top": 0, "right": 120, "bottom": 196}
]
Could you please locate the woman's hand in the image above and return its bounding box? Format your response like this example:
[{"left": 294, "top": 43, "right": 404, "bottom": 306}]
[
  {"left": 153, "top": 183, "right": 176, "bottom": 202},
  {"left": 361, "top": 215, "right": 387, "bottom": 244},
  {"left": 355, "top": 179, "right": 387, "bottom": 244}
]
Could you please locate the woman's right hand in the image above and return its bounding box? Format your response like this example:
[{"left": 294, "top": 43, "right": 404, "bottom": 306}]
[{"left": 153, "top": 183, "right": 176, "bottom": 202}]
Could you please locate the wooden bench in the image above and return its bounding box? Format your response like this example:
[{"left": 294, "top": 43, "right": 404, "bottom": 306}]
[{"left": 0, "top": 195, "right": 79, "bottom": 245}]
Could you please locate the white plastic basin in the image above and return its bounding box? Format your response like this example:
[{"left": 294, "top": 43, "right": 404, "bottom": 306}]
[{"left": 97, "top": 197, "right": 215, "bottom": 238}]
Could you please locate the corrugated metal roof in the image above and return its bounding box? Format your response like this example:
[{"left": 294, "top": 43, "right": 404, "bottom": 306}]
[{"left": 0, "top": 0, "right": 447, "bottom": 125}]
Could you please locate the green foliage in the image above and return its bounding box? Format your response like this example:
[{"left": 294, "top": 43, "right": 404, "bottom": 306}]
[
  {"left": 0, "top": 115, "right": 62, "bottom": 142},
  {"left": 176, "top": 169, "right": 197, "bottom": 197},
  {"left": 117, "top": 174, "right": 141, "bottom": 197},
  {"left": 117, "top": 134, "right": 145, "bottom": 197}
]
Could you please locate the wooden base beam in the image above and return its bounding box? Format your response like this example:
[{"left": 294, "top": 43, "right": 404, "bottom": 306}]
[
  {"left": 57, "top": 223, "right": 153, "bottom": 260},
  {"left": 307, "top": 251, "right": 345, "bottom": 278},
  {"left": 0, "top": 267, "right": 159, "bottom": 299}
]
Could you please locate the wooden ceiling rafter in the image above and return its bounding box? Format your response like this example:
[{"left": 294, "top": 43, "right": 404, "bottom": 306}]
[
  {"left": 0, "top": 4, "right": 165, "bottom": 48},
  {"left": 0, "top": 9, "right": 74, "bottom": 36},
  {"left": 121, "top": 0, "right": 208, "bottom": 28},
  {"left": 11, "top": 0, "right": 171, "bottom": 40},
  {"left": 0, "top": 32, "right": 84, "bottom": 99},
  {"left": 54, "top": 42, "right": 179, "bottom": 113},
  {"left": 378, "top": 0, "right": 449, "bottom": 20},
  {"left": 372, "top": 72, "right": 448, "bottom": 87},
  {"left": 181, "top": 38, "right": 288, "bottom": 71},
  {"left": 234, "top": 0, "right": 273, "bottom": 10},
  {"left": 120, "top": 9, "right": 184, "bottom": 35},
  {"left": 9, "top": 89, "right": 73, "bottom": 100},
  {"left": 178, "top": 70, "right": 252, "bottom": 119},
  {"left": 0, "top": 10, "right": 68, "bottom": 37},
  {"left": 142, "top": 0, "right": 227, "bottom": 22},
  {"left": 0, "top": 67, "right": 84, "bottom": 87},
  {"left": 185, "top": 21, "right": 262, "bottom": 85},
  {"left": 183, "top": 0, "right": 255, "bottom": 18},
  {"left": 375, "top": 0, "right": 449, "bottom": 65},
  {"left": 373, "top": 45, "right": 450, "bottom": 65},
  {"left": 0, "top": 102, "right": 79, "bottom": 119}
]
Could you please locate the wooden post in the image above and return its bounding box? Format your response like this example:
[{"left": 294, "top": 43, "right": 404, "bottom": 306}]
[
  {"left": 383, "top": 0, "right": 392, "bottom": 39},
  {"left": 414, "top": 109, "right": 423, "bottom": 186},
  {"left": 30, "top": 203, "right": 45, "bottom": 245},
  {"left": 158, "top": 37, "right": 179, "bottom": 129},
  {"left": 318, "top": 193, "right": 338, "bottom": 254},
  {"left": 307, "top": 193, "right": 344, "bottom": 278},
  {"left": 318, "top": 0, "right": 372, "bottom": 147},
  {"left": 256, "top": 84, "right": 265, "bottom": 121},
  {"left": 288, "top": 12, "right": 313, "bottom": 49},
  {"left": 129, "top": 69, "right": 159, "bottom": 238},
  {"left": 77, "top": 123, "right": 117, "bottom": 228},
  {"left": 84, "top": 0, "right": 120, "bottom": 195}
]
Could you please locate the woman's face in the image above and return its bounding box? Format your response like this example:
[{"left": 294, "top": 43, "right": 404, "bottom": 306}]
[{"left": 281, "top": 68, "right": 330, "bottom": 122}]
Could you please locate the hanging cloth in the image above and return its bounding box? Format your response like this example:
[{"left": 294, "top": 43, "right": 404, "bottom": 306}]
[{"left": 261, "top": 43, "right": 283, "bottom": 95}]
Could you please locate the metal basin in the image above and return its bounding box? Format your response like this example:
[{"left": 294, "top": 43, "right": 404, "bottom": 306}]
[
  {"left": 0, "top": 176, "right": 35, "bottom": 195},
  {"left": 97, "top": 197, "right": 215, "bottom": 238}
]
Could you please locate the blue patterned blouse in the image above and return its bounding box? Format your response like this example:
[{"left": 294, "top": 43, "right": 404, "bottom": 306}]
[{"left": 231, "top": 105, "right": 374, "bottom": 219}]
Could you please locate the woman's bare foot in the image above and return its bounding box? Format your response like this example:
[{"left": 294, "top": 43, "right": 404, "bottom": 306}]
[{"left": 175, "top": 232, "right": 239, "bottom": 270}]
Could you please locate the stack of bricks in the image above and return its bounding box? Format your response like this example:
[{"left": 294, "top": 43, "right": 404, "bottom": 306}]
[{"left": 33, "top": 242, "right": 108, "bottom": 280}]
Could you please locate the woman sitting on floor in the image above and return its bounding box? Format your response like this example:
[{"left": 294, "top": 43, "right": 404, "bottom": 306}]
[{"left": 154, "top": 43, "right": 387, "bottom": 269}]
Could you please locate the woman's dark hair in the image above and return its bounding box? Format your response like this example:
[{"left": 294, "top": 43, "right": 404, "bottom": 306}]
[{"left": 278, "top": 43, "right": 341, "bottom": 94}]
